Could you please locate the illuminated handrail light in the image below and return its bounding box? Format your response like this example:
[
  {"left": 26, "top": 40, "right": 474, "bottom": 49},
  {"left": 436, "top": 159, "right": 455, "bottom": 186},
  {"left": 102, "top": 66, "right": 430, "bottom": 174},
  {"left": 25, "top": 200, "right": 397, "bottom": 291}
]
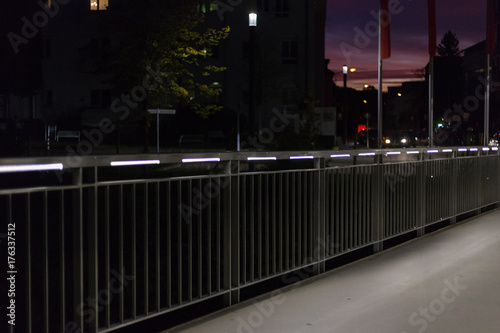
[
  {"left": 458, "top": 148, "right": 467, "bottom": 152},
  {"left": 289, "top": 156, "right": 314, "bottom": 160},
  {"left": 247, "top": 156, "right": 277, "bottom": 161},
  {"left": 386, "top": 151, "right": 401, "bottom": 155},
  {"left": 0, "top": 163, "right": 63, "bottom": 173},
  {"left": 492, "top": 147, "right": 499, "bottom": 151},
  {"left": 407, "top": 151, "right": 420, "bottom": 154},
  {"left": 330, "top": 154, "right": 351, "bottom": 158},
  {"left": 442, "top": 149, "right": 453, "bottom": 153},
  {"left": 359, "top": 152, "right": 376, "bottom": 156},
  {"left": 427, "top": 150, "right": 439, "bottom": 154},
  {"left": 469, "top": 148, "right": 478, "bottom": 152},
  {"left": 482, "top": 147, "right": 490, "bottom": 151},
  {"left": 110, "top": 160, "right": 160, "bottom": 167},
  {"left": 182, "top": 157, "right": 221, "bottom": 163}
]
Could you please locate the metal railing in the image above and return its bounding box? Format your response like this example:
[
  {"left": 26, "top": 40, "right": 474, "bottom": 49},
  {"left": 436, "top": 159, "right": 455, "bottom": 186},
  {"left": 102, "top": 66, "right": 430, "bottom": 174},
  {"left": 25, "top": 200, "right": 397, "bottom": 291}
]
[{"left": 1, "top": 146, "right": 499, "bottom": 332}]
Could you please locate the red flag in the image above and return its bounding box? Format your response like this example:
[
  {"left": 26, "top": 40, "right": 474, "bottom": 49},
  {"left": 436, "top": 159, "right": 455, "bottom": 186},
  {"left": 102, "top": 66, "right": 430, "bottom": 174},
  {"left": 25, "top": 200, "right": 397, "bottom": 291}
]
[
  {"left": 380, "top": 0, "right": 391, "bottom": 59},
  {"left": 428, "top": 0, "right": 436, "bottom": 57},
  {"left": 487, "top": 0, "right": 496, "bottom": 55}
]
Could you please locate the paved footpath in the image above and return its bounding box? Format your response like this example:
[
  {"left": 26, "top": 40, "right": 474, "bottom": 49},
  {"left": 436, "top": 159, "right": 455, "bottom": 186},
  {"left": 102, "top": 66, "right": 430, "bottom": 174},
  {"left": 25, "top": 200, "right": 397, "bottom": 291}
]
[{"left": 169, "top": 210, "right": 500, "bottom": 333}]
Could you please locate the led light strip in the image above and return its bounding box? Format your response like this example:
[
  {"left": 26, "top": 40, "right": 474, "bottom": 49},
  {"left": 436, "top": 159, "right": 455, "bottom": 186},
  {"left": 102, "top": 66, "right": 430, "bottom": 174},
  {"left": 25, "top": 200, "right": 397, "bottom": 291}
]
[
  {"left": 0, "top": 163, "right": 64, "bottom": 173},
  {"left": 442, "top": 149, "right": 453, "bottom": 153},
  {"left": 469, "top": 148, "right": 478, "bottom": 152},
  {"left": 358, "top": 152, "right": 376, "bottom": 156},
  {"left": 386, "top": 152, "right": 401, "bottom": 155},
  {"left": 182, "top": 158, "right": 221, "bottom": 163},
  {"left": 427, "top": 150, "right": 439, "bottom": 154},
  {"left": 458, "top": 148, "right": 468, "bottom": 152},
  {"left": 289, "top": 156, "right": 314, "bottom": 160},
  {"left": 330, "top": 154, "right": 351, "bottom": 158},
  {"left": 492, "top": 147, "right": 499, "bottom": 151},
  {"left": 247, "top": 157, "right": 277, "bottom": 161},
  {"left": 482, "top": 147, "right": 490, "bottom": 151},
  {"left": 110, "top": 160, "right": 160, "bottom": 167},
  {"left": 407, "top": 151, "right": 420, "bottom": 155}
]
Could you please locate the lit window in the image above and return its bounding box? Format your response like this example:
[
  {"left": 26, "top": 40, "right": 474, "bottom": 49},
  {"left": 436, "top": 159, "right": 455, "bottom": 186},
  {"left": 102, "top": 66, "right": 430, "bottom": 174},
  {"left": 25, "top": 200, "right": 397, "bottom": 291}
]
[{"left": 90, "top": 0, "right": 108, "bottom": 11}]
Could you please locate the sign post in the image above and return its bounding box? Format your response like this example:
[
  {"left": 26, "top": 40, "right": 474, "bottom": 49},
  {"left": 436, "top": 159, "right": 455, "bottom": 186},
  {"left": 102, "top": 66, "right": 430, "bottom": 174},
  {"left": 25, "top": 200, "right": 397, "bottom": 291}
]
[{"left": 147, "top": 109, "right": 176, "bottom": 153}]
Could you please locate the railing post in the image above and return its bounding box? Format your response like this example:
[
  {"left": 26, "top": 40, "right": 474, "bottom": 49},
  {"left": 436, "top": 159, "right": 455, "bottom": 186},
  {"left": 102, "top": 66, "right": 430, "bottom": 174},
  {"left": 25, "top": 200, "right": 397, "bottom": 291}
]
[
  {"left": 450, "top": 152, "right": 458, "bottom": 224},
  {"left": 225, "top": 160, "right": 240, "bottom": 306},
  {"left": 372, "top": 155, "right": 384, "bottom": 253},
  {"left": 416, "top": 153, "right": 426, "bottom": 236},
  {"left": 313, "top": 158, "right": 325, "bottom": 275},
  {"left": 72, "top": 168, "right": 84, "bottom": 332},
  {"left": 87, "top": 167, "right": 98, "bottom": 332}
]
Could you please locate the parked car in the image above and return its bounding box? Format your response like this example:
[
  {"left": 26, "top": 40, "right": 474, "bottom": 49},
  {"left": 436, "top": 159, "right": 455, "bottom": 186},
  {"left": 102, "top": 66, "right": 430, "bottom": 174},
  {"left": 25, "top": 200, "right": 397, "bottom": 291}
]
[{"left": 488, "top": 131, "right": 500, "bottom": 146}]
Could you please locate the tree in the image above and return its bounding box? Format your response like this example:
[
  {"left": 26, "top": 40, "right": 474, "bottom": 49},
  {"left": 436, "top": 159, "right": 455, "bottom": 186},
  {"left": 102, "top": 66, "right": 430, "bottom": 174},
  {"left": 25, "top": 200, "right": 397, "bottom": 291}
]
[
  {"left": 437, "top": 30, "right": 461, "bottom": 57},
  {"left": 108, "top": 0, "right": 229, "bottom": 119}
]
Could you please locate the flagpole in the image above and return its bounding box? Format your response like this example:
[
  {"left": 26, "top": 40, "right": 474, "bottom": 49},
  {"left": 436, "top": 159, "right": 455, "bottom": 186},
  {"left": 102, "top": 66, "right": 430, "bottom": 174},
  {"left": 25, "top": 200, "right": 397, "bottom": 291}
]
[
  {"left": 377, "top": 1, "right": 383, "bottom": 149},
  {"left": 429, "top": 56, "right": 434, "bottom": 147},
  {"left": 485, "top": 53, "right": 491, "bottom": 146}
]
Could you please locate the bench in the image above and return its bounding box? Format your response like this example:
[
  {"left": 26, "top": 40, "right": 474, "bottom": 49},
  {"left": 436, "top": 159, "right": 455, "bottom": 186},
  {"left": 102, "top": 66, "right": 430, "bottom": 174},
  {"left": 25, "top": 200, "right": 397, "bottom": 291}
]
[{"left": 56, "top": 130, "right": 80, "bottom": 141}]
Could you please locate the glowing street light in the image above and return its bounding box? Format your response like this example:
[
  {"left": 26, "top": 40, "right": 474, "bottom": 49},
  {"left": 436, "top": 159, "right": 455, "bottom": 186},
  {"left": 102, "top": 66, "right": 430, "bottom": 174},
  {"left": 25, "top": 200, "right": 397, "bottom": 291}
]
[{"left": 249, "top": 13, "right": 257, "bottom": 26}]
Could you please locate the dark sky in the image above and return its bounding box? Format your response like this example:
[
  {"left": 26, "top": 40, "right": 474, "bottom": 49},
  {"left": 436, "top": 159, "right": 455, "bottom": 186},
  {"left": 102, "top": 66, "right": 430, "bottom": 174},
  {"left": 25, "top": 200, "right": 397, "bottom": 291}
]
[{"left": 326, "top": 0, "right": 488, "bottom": 90}]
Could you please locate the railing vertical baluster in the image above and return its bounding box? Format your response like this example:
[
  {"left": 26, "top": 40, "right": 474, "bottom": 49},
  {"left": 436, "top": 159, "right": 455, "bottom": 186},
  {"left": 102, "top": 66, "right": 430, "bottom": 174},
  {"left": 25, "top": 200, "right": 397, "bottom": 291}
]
[
  {"left": 166, "top": 181, "right": 172, "bottom": 308},
  {"left": 131, "top": 184, "right": 137, "bottom": 317},
  {"left": 72, "top": 169, "right": 83, "bottom": 332},
  {"left": 241, "top": 175, "right": 247, "bottom": 284},
  {"left": 257, "top": 174, "right": 262, "bottom": 279},
  {"left": 118, "top": 185, "right": 124, "bottom": 323},
  {"left": 43, "top": 191, "right": 49, "bottom": 333},
  {"left": 59, "top": 191, "right": 66, "bottom": 332},
  {"left": 155, "top": 182, "right": 161, "bottom": 311}
]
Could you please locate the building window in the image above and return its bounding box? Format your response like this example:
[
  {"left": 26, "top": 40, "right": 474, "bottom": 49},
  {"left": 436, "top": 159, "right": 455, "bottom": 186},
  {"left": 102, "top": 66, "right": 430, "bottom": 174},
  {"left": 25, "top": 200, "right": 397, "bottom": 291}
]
[
  {"left": 90, "top": 0, "right": 108, "bottom": 11},
  {"left": 90, "top": 89, "right": 111, "bottom": 107},
  {"left": 197, "top": 1, "right": 218, "bottom": 13},
  {"left": 282, "top": 88, "right": 298, "bottom": 105},
  {"left": 258, "top": 0, "right": 270, "bottom": 13},
  {"left": 275, "top": 0, "right": 289, "bottom": 17},
  {"left": 282, "top": 40, "right": 298, "bottom": 64}
]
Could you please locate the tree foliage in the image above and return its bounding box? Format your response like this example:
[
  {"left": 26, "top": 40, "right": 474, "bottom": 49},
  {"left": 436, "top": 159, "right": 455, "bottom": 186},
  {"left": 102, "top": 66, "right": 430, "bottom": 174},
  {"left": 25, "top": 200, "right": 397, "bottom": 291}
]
[
  {"left": 437, "top": 30, "right": 461, "bottom": 57},
  {"left": 108, "top": 0, "right": 229, "bottom": 118}
]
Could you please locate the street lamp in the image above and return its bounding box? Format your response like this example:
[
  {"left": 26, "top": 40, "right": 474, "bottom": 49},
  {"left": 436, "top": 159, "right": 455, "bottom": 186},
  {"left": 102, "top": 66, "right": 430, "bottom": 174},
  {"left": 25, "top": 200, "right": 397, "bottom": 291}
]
[
  {"left": 249, "top": 13, "right": 257, "bottom": 26},
  {"left": 343, "top": 65, "right": 348, "bottom": 88},
  {"left": 248, "top": 13, "right": 257, "bottom": 136}
]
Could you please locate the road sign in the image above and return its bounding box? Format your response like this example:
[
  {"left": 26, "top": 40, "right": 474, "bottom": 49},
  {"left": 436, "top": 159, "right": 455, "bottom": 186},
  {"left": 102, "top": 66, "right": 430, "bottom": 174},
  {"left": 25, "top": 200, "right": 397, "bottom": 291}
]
[
  {"left": 148, "top": 109, "right": 176, "bottom": 115},
  {"left": 147, "top": 109, "right": 176, "bottom": 153}
]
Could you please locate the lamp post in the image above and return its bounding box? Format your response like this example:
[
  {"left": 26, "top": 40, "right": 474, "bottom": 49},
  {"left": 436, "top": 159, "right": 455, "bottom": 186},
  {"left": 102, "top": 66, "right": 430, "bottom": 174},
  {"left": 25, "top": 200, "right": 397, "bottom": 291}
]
[
  {"left": 249, "top": 13, "right": 257, "bottom": 136},
  {"left": 343, "top": 65, "right": 348, "bottom": 89}
]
